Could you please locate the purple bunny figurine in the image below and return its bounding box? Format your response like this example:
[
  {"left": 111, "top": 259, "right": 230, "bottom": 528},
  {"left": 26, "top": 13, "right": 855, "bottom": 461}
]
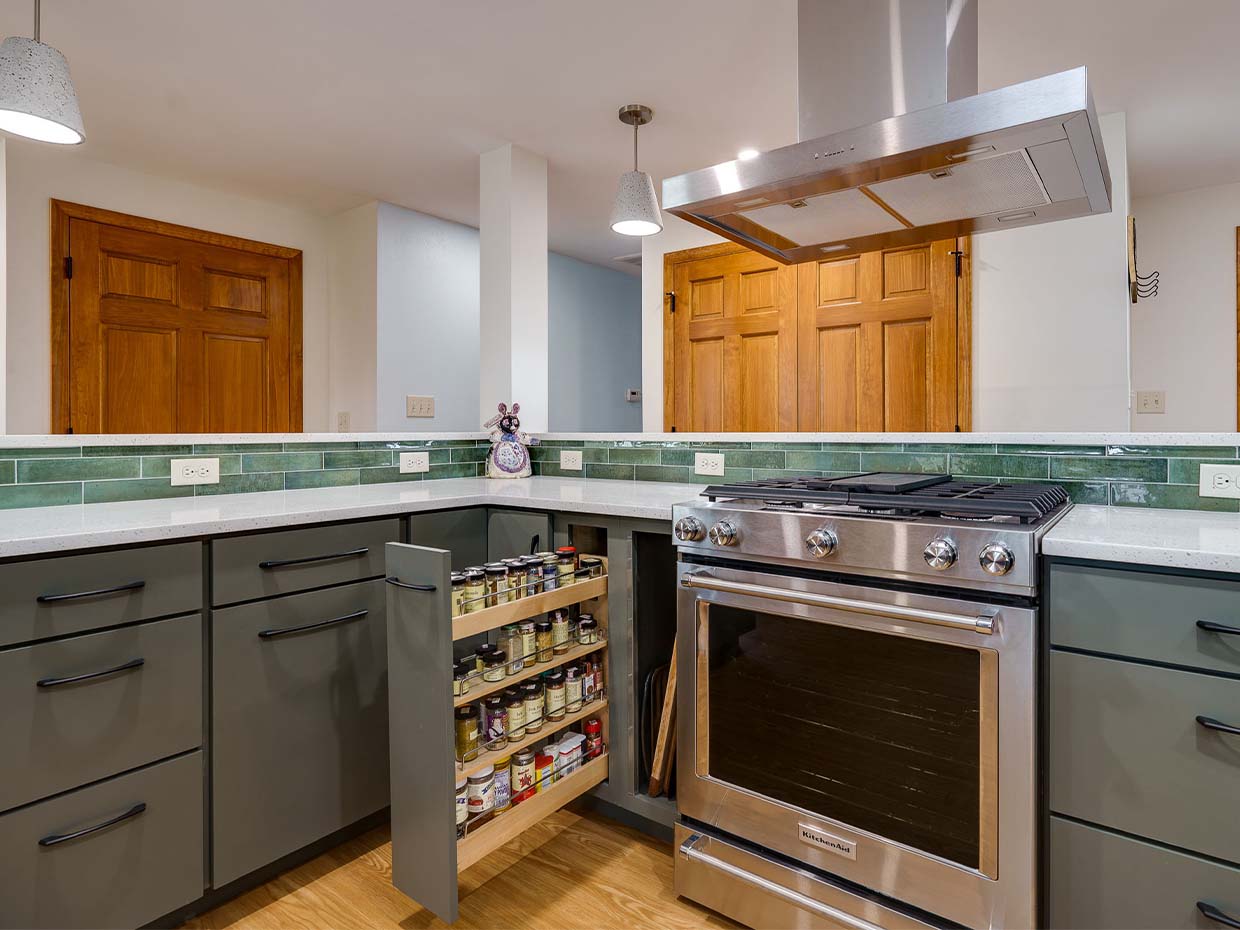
[{"left": 483, "top": 402, "right": 539, "bottom": 479}]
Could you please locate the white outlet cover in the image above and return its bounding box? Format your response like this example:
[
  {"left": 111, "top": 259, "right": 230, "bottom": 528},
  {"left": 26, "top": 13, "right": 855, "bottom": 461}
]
[
  {"left": 405, "top": 395, "right": 435, "bottom": 418},
  {"left": 560, "top": 450, "right": 583, "bottom": 471},
  {"left": 399, "top": 451, "right": 430, "bottom": 474},
  {"left": 170, "top": 457, "right": 220, "bottom": 486},
  {"left": 1200, "top": 464, "right": 1240, "bottom": 499},
  {"left": 695, "top": 452, "right": 726, "bottom": 476}
]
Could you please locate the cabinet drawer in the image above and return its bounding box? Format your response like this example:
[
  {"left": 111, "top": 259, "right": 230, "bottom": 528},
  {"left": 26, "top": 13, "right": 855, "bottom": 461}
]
[
  {"left": 0, "top": 542, "right": 201, "bottom": 648},
  {"left": 211, "top": 580, "right": 389, "bottom": 885},
  {"left": 1049, "top": 816, "right": 1240, "bottom": 929},
  {"left": 212, "top": 519, "right": 400, "bottom": 605},
  {"left": 1049, "top": 563, "right": 1240, "bottom": 674},
  {"left": 1050, "top": 651, "right": 1240, "bottom": 861},
  {"left": 0, "top": 751, "right": 204, "bottom": 930},
  {"left": 0, "top": 613, "right": 202, "bottom": 812}
]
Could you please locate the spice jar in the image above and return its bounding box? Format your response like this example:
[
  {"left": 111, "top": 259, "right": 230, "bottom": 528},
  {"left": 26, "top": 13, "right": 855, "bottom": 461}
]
[
  {"left": 453, "top": 660, "right": 470, "bottom": 697},
  {"left": 450, "top": 572, "right": 466, "bottom": 618},
  {"left": 493, "top": 755, "right": 512, "bottom": 813},
  {"left": 539, "top": 552, "right": 558, "bottom": 591},
  {"left": 522, "top": 680, "right": 544, "bottom": 734},
  {"left": 505, "top": 690, "right": 526, "bottom": 742},
  {"left": 455, "top": 705, "right": 479, "bottom": 763},
  {"left": 475, "top": 642, "right": 497, "bottom": 674},
  {"left": 544, "top": 668, "right": 567, "bottom": 721},
  {"left": 462, "top": 569, "right": 485, "bottom": 614},
  {"left": 535, "top": 751, "right": 556, "bottom": 792},
  {"left": 535, "top": 619, "right": 553, "bottom": 662},
  {"left": 558, "top": 732, "right": 585, "bottom": 776},
  {"left": 564, "top": 663, "right": 584, "bottom": 713},
  {"left": 456, "top": 775, "right": 469, "bottom": 837},
  {"left": 466, "top": 766, "right": 495, "bottom": 820},
  {"left": 582, "top": 657, "right": 597, "bottom": 704},
  {"left": 483, "top": 563, "right": 507, "bottom": 608},
  {"left": 519, "top": 620, "right": 537, "bottom": 667},
  {"left": 578, "top": 615, "right": 598, "bottom": 646},
  {"left": 580, "top": 556, "right": 603, "bottom": 579},
  {"left": 523, "top": 556, "right": 544, "bottom": 595},
  {"left": 502, "top": 558, "right": 526, "bottom": 601},
  {"left": 551, "top": 610, "right": 571, "bottom": 655},
  {"left": 512, "top": 748, "right": 536, "bottom": 803},
  {"left": 483, "top": 649, "right": 507, "bottom": 683},
  {"left": 556, "top": 546, "right": 578, "bottom": 586},
  {"left": 584, "top": 717, "right": 604, "bottom": 760},
  {"left": 500, "top": 624, "right": 523, "bottom": 675},
  {"left": 483, "top": 694, "right": 507, "bottom": 747}
]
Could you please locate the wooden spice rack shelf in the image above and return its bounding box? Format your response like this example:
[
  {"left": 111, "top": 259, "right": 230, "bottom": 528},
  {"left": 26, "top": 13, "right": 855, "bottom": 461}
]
[
  {"left": 453, "top": 639, "right": 608, "bottom": 708},
  {"left": 456, "top": 698, "right": 609, "bottom": 780},
  {"left": 456, "top": 752, "right": 609, "bottom": 873},
  {"left": 451, "top": 570, "right": 608, "bottom": 642}
]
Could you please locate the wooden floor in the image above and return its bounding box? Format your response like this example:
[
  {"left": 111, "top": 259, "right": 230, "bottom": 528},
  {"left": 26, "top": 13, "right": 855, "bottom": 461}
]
[{"left": 183, "top": 809, "right": 741, "bottom": 930}]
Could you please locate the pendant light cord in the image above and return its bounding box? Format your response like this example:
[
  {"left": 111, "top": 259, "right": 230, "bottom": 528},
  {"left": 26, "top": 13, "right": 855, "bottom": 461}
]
[
  {"left": 633, "top": 121, "right": 639, "bottom": 171},
  {"left": 33, "top": 0, "right": 41, "bottom": 42}
]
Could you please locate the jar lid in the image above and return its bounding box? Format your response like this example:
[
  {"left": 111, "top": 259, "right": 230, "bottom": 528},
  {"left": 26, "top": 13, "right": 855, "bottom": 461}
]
[
  {"left": 534, "top": 620, "right": 552, "bottom": 631},
  {"left": 541, "top": 553, "right": 558, "bottom": 563},
  {"left": 564, "top": 665, "right": 580, "bottom": 679},
  {"left": 494, "top": 755, "right": 511, "bottom": 767},
  {"left": 501, "top": 558, "right": 524, "bottom": 567},
  {"left": 476, "top": 643, "right": 497, "bottom": 657},
  {"left": 535, "top": 753, "right": 554, "bottom": 766},
  {"left": 581, "top": 556, "right": 601, "bottom": 564},
  {"left": 556, "top": 545, "right": 577, "bottom": 555},
  {"left": 463, "top": 569, "right": 485, "bottom": 581},
  {"left": 522, "top": 555, "right": 543, "bottom": 567},
  {"left": 579, "top": 617, "right": 598, "bottom": 629},
  {"left": 484, "top": 650, "right": 507, "bottom": 667},
  {"left": 535, "top": 551, "right": 556, "bottom": 559},
  {"left": 484, "top": 563, "right": 508, "bottom": 575},
  {"left": 545, "top": 668, "right": 565, "bottom": 683},
  {"left": 522, "top": 680, "right": 542, "bottom": 693},
  {"left": 451, "top": 572, "right": 465, "bottom": 583},
  {"left": 455, "top": 704, "right": 477, "bottom": 719},
  {"left": 468, "top": 765, "right": 494, "bottom": 781},
  {"left": 584, "top": 717, "right": 602, "bottom": 735},
  {"left": 505, "top": 692, "right": 523, "bottom": 706},
  {"left": 514, "top": 748, "right": 535, "bottom": 763},
  {"left": 560, "top": 732, "right": 586, "bottom": 749},
  {"left": 463, "top": 566, "right": 486, "bottom": 573},
  {"left": 453, "top": 661, "right": 471, "bottom": 677},
  {"left": 557, "top": 551, "right": 576, "bottom": 560},
  {"left": 456, "top": 775, "right": 468, "bottom": 789}
]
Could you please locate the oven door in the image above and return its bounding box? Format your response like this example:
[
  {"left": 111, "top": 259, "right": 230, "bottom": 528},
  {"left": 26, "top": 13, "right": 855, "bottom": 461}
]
[{"left": 676, "top": 563, "right": 1035, "bottom": 930}]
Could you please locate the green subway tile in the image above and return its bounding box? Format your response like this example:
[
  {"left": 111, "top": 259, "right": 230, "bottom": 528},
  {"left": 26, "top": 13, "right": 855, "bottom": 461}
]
[
  {"left": 634, "top": 464, "right": 693, "bottom": 483},
  {"left": 241, "top": 452, "right": 322, "bottom": 473},
  {"left": 527, "top": 446, "right": 560, "bottom": 462},
  {"left": 284, "top": 441, "right": 360, "bottom": 452},
  {"left": 582, "top": 447, "right": 610, "bottom": 464},
  {"left": 142, "top": 454, "right": 241, "bottom": 478},
  {"left": 427, "top": 463, "right": 480, "bottom": 480},
  {"left": 1051, "top": 456, "right": 1167, "bottom": 483},
  {"left": 451, "top": 446, "right": 489, "bottom": 463},
  {"left": 1110, "top": 483, "right": 1239, "bottom": 512},
  {"left": 357, "top": 440, "right": 434, "bottom": 450},
  {"left": 583, "top": 463, "right": 636, "bottom": 481},
  {"left": 532, "top": 462, "right": 570, "bottom": 478},
  {"left": 194, "top": 443, "right": 283, "bottom": 454},
  {"left": 83, "top": 444, "right": 193, "bottom": 457},
  {"left": 857, "top": 452, "right": 949, "bottom": 474},
  {"left": 720, "top": 468, "right": 753, "bottom": 483},
  {"left": 83, "top": 479, "right": 193, "bottom": 504},
  {"left": 717, "top": 450, "right": 785, "bottom": 469},
  {"left": 950, "top": 454, "right": 1049, "bottom": 479},
  {"left": 821, "top": 442, "right": 904, "bottom": 452},
  {"left": 0, "top": 446, "right": 82, "bottom": 459},
  {"left": 19, "top": 457, "right": 141, "bottom": 483},
  {"left": 785, "top": 451, "right": 862, "bottom": 472},
  {"left": 196, "top": 472, "right": 286, "bottom": 496},
  {"left": 910, "top": 443, "right": 997, "bottom": 454},
  {"left": 749, "top": 442, "right": 821, "bottom": 451},
  {"left": 0, "top": 482, "right": 82, "bottom": 509},
  {"left": 285, "top": 469, "right": 360, "bottom": 490},
  {"left": 659, "top": 448, "right": 702, "bottom": 467},
  {"left": 1107, "top": 445, "right": 1238, "bottom": 458},
  {"left": 322, "top": 450, "right": 393, "bottom": 469},
  {"left": 1168, "top": 458, "right": 1238, "bottom": 485},
  {"left": 0, "top": 461, "right": 13, "bottom": 484},
  {"left": 1004, "top": 477, "right": 1109, "bottom": 506},
  {"left": 607, "top": 447, "right": 663, "bottom": 465},
  {"left": 359, "top": 467, "right": 424, "bottom": 485},
  {"left": 1001, "top": 444, "right": 1105, "bottom": 456}
]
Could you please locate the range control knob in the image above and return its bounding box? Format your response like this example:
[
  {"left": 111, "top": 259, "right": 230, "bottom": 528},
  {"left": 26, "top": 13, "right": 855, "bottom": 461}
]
[
  {"left": 805, "top": 528, "right": 838, "bottom": 559},
  {"left": 708, "top": 521, "right": 739, "bottom": 547},
  {"left": 674, "top": 517, "right": 706, "bottom": 542},
  {"left": 923, "top": 537, "right": 958, "bottom": 570},
  {"left": 980, "top": 543, "right": 1016, "bottom": 576}
]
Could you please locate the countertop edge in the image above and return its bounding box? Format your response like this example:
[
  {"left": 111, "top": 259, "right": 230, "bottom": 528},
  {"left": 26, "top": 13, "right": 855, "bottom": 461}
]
[{"left": 1043, "top": 504, "right": 1240, "bottom": 574}]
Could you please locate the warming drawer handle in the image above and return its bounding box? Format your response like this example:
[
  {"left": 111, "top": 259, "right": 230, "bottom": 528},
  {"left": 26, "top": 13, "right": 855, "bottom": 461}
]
[
  {"left": 678, "top": 833, "right": 886, "bottom": 930},
  {"left": 36, "top": 580, "right": 145, "bottom": 603},
  {"left": 1198, "top": 902, "right": 1240, "bottom": 929},
  {"left": 680, "top": 572, "right": 996, "bottom": 634},
  {"left": 1197, "top": 620, "right": 1240, "bottom": 636},
  {"left": 384, "top": 576, "right": 437, "bottom": 592},
  {"left": 258, "top": 609, "right": 368, "bottom": 640},
  {"left": 38, "top": 803, "right": 147, "bottom": 847},
  {"left": 1197, "top": 715, "right": 1240, "bottom": 737},
  {"left": 259, "top": 547, "right": 369, "bottom": 569},
  {"left": 37, "top": 657, "right": 145, "bottom": 689}
]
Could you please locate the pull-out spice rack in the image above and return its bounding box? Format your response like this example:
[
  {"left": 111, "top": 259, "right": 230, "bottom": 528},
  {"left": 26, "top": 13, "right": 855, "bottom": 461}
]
[{"left": 384, "top": 543, "right": 610, "bottom": 924}]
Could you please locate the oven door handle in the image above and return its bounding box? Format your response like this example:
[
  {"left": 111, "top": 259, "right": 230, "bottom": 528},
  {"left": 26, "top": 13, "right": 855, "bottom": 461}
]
[
  {"left": 681, "top": 572, "right": 996, "bottom": 634},
  {"left": 678, "top": 833, "right": 886, "bottom": 930}
]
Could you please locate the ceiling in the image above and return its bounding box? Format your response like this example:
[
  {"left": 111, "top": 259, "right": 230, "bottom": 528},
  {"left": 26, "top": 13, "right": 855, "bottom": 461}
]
[{"left": 0, "top": 0, "right": 1234, "bottom": 273}]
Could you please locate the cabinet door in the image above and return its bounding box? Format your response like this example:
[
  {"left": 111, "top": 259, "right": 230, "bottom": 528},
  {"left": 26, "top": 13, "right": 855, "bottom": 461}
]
[
  {"left": 487, "top": 509, "right": 551, "bottom": 561},
  {"left": 211, "top": 580, "right": 389, "bottom": 885},
  {"left": 409, "top": 508, "right": 487, "bottom": 569}
]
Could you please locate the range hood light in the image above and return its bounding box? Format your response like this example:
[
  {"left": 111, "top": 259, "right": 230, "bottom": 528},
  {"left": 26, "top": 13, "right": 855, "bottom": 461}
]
[
  {"left": 610, "top": 104, "right": 662, "bottom": 237},
  {"left": 0, "top": 0, "right": 85, "bottom": 145}
]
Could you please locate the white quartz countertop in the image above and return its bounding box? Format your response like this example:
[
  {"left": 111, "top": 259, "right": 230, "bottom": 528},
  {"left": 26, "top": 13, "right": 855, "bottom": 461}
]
[
  {"left": 1044, "top": 504, "right": 1240, "bottom": 573},
  {"left": 0, "top": 477, "right": 706, "bottom": 558}
]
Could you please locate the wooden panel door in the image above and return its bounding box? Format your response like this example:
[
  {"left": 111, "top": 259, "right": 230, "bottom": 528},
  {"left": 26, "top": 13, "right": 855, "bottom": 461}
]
[
  {"left": 52, "top": 201, "right": 301, "bottom": 434},
  {"left": 797, "top": 240, "right": 959, "bottom": 432},
  {"left": 671, "top": 249, "right": 798, "bottom": 432}
]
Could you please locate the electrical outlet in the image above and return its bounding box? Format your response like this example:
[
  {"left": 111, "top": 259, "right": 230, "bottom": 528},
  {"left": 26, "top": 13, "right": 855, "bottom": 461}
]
[
  {"left": 560, "top": 450, "right": 583, "bottom": 471},
  {"left": 1200, "top": 464, "right": 1240, "bottom": 499},
  {"left": 398, "top": 451, "right": 430, "bottom": 474},
  {"left": 695, "top": 452, "right": 725, "bottom": 477},
  {"left": 405, "top": 395, "right": 435, "bottom": 418},
  {"left": 1135, "top": 390, "right": 1165, "bottom": 414},
  {"left": 336, "top": 411, "right": 350, "bottom": 431},
  {"left": 170, "top": 457, "right": 220, "bottom": 486}
]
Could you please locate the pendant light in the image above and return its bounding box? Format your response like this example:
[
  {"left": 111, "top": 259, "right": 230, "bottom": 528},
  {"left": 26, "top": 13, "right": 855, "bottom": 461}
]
[
  {"left": 0, "top": 0, "right": 85, "bottom": 144},
  {"left": 610, "top": 104, "right": 661, "bottom": 236}
]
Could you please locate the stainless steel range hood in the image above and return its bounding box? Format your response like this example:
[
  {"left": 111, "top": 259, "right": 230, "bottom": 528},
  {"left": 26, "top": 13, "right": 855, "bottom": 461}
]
[{"left": 662, "top": 0, "right": 1111, "bottom": 264}]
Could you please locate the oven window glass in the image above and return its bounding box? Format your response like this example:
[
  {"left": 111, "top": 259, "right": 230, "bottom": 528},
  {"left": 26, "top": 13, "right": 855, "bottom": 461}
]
[{"left": 705, "top": 604, "right": 981, "bottom": 870}]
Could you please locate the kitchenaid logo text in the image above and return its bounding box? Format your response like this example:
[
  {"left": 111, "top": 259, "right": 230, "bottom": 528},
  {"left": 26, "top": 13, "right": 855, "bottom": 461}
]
[{"left": 799, "top": 823, "right": 857, "bottom": 860}]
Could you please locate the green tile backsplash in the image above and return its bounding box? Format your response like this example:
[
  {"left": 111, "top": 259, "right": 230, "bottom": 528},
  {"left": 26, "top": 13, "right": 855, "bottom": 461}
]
[{"left": 0, "top": 437, "right": 1232, "bottom": 513}]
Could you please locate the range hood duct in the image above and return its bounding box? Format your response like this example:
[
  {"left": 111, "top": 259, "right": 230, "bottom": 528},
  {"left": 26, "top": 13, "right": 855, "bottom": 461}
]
[{"left": 662, "top": 0, "right": 1111, "bottom": 264}]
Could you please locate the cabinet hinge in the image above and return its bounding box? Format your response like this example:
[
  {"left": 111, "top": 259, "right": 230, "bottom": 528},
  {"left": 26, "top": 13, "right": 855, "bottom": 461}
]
[
  {"left": 665, "top": 291, "right": 676, "bottom": 313},
  {"left": 948, "top": 250, "right": 963, "bottom": 278},
  {"left": 63, "top": 256, "right": 73, "bottom": 279}
]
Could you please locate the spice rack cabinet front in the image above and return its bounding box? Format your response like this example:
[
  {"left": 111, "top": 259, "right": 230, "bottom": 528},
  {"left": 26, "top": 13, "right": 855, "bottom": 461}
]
[{"left": 383, "top": 542, "right": 610, "bottom": 924}]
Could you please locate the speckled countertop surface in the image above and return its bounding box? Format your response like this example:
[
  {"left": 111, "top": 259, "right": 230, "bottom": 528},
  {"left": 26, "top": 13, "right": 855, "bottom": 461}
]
[
  {"left": 0, "top": 477, "right": 706, "bottom": 558},
  {"left": 1044, "top": 504, "right": 1240, "bottom": 573}
]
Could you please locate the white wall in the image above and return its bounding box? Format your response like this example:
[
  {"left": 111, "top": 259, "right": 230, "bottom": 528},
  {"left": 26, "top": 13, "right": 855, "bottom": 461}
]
[
  {"left": 4, "top": 142, "right": 333, "bottom": 433},
  {"left": 327, "top": 201, "right": 378, "bottom": 432},
  {"left": 1130, "top": 182, "right": 1239, "bottom": 431},
  {"left": 548, "top": 252, "right": 641, "bottom": 431}
]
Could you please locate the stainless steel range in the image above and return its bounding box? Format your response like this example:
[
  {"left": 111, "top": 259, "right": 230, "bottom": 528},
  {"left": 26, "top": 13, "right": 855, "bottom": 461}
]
[{"left": 671, "top": 473, "right": 1070, "bottom": 930}]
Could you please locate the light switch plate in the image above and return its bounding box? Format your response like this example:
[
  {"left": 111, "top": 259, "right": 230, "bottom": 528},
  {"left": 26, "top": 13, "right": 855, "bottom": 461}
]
[
  {"left": 1200, "top": 464, "right": 1240, "bottom": 499},
  {"left": 336, "top": 411, "right": 350, "bottom": 431},
  {"left": 560, "top": 450, "right": 583, "bottom": 471},
  {"left": 1135, "top": 390, "right": 1165, "bottom": 414},
  {"left": 405, "top": 395, "right": 435, "bottom": 418},
  {"left": 626, "top": 388, "right": 642, "bottom": 403},
  {"left": 170, "top": 457, "right": 219, "bottom": 486},
  {"left": 399, "top": 451, "right": 430, "bottom": 474},
  {"left": 695, "top": 452, "right": 725, "bottom": 476}
]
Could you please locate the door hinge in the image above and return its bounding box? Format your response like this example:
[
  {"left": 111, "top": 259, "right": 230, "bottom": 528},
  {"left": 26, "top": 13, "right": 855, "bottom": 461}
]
[
  {"left": 665, "top": 291, "right": 676, "bottom": 313},
  {"left": 66, "top": 426, "right": 74, "bottom": 434},
  {"left": 948, "top": 250, "right": 963, "bottom": 277},
  {"left": 63, "top": 256, "right": 73, "bottom": 279}
]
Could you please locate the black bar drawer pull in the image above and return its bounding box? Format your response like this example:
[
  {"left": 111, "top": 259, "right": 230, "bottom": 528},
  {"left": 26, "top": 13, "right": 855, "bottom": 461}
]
[
  {"left": 1198, "top": 620, "right": 1240, "bottom": 636},
  {"left": 1199, "top": 902, "right": 1240, "bottom": 929},
  {"left": 36, "top": 579, "right": 145, "bottom": 604},
  {"left": 385, "top": 576, "right": 437, "bottom": 592},
  {"left": 37, "top": 657, "right": 145, "bottom": 689},
  {"left": 258, "top": 547, "right": 369, "bottom": 570},
  {"left": 258, "top": 608, "right": 368, "bottom": 640},
  {"left": 1197, "top": 715, "right": 1240, "bottom": 737},
  {"left": 38, "top": 802, "right": 147, "bottom": 847}
]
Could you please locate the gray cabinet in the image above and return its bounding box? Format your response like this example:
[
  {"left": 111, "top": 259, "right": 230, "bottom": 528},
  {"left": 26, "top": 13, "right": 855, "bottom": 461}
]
[
  {"left": 409, "top": 508, "right": 487, "bottom": 568},
  {"left": 211, "top": 578, "right": 389, "bottom": 885},
  {"left": 486, "top": 509, "right": 551, "bottom": 561}
]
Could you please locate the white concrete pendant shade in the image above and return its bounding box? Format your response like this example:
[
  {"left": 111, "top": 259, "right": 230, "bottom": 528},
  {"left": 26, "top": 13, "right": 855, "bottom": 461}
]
[
  {"left": 0, "top": 36, "right": 85, "bottom": 144},
  {"left": 610, "top": 169, "right": 662, "bottom": 236}
]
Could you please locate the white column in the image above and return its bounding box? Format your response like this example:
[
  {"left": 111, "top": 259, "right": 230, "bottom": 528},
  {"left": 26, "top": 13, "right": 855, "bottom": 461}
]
[{"left": 479, "top": 144, "right": 548, "bottom": 432}]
